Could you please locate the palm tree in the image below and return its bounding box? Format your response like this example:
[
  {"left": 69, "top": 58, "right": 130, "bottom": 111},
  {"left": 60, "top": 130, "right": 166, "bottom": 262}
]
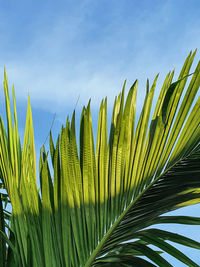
[{"left": 1, "top": 50, "right": 200, "bottom": 266}]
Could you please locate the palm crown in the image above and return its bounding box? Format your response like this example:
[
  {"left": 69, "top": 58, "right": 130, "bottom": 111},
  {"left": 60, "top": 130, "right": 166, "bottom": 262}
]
[{"left": 1, "top": 50, "right": 200, "bottom": 266}]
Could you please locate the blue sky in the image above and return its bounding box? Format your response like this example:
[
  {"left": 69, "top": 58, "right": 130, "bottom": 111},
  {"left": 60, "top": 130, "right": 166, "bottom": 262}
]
[{"left": 0, "top": 0, "right": 200, "bottom": 265}]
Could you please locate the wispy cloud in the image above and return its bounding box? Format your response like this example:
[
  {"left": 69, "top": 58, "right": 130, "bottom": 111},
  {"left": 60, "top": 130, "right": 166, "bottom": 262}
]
[{"left": 0, "top": 0, "right": 200, "bottom": 120}]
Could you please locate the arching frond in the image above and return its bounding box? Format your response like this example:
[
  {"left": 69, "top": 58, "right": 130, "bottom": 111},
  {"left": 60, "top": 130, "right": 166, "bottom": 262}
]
[{"left": 0, "top": 51, "right": 200, "bottom": 266}]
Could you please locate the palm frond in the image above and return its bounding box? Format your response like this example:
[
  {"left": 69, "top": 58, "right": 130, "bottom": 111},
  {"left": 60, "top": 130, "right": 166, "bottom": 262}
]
[{"left": 0, "top": 51, "right": 200, "bottom": 266}]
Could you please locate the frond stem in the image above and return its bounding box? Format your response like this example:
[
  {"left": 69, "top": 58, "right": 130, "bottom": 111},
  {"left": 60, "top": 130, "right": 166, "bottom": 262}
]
[{"left": 84, "top": 146, "right": 199, "bottom": 266}]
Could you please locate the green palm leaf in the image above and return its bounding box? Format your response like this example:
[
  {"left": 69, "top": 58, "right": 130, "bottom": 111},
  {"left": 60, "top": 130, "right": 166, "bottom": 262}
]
[{"left": 1, "top": 50, "right": 200, "bottom": 266}]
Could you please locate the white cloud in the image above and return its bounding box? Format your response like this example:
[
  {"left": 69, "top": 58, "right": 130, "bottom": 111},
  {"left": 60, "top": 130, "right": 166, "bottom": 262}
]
[{"left": 0, "top": 0, "right": 200, "bottom": 122}]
